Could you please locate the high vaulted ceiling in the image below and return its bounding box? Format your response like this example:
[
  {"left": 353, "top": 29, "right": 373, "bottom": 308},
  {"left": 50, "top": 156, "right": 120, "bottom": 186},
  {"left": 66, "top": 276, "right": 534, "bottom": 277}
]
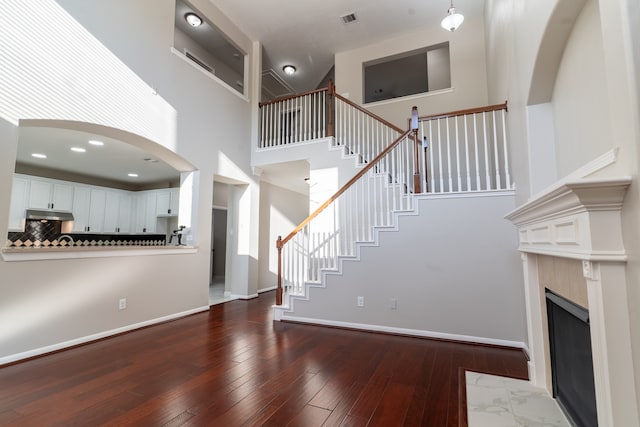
[{"left": 212, "top": 0, "right": 486, "bottom": 92}]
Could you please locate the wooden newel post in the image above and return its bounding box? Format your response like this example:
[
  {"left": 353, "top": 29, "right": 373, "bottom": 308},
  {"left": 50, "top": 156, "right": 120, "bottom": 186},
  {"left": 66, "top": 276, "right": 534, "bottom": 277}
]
[
  {"left": 411, "top": 106, "right": 421, "bottom": 194},
  {"left": 276, "top": 236, "right": 283, "bottom": 306},
  {"left": 327, "top": 80, "right": 335, "bottom": 137}
]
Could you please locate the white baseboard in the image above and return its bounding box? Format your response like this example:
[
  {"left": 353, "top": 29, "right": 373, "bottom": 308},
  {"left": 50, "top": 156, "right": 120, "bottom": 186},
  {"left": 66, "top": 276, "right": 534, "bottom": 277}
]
[
  {"left": 229, "top": 293, "right": 258, "bottom": 300},
  {"left": 279, "top": 315, "right": 528, "bottom": 350},
  {"left": 258, "top": 286, "right": 277, "bottom": 293},
  {"left": 0, "top": 305, "right": 210, "bottom": 366}
]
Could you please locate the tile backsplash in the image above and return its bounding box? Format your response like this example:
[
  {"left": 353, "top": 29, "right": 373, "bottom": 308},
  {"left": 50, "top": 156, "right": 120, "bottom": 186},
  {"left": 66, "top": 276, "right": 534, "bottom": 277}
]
[{"left": 7, "top": 225, "right": 166, "bottom": 248}]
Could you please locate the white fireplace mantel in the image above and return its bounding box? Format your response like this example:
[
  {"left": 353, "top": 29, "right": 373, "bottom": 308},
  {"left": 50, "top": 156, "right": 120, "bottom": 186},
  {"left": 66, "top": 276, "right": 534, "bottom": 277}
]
[
  {"left": 505, "top": 177, "right": 632, "bottom": 261},
  {"left": 506, "top": 176, "right": 638, "bottom": 427}
]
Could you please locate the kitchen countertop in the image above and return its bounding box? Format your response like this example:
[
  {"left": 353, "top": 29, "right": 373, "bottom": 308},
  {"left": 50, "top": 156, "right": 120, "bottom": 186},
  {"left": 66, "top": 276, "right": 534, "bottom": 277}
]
[{"left": 1, "top": 245, "right": 198, "bottom": 261}]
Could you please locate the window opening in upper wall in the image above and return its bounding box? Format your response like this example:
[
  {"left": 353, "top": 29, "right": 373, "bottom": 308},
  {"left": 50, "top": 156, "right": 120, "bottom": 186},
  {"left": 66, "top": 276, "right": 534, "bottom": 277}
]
[
  {"left": 173, "top": 0, "right": 246, "bottom": 95},
  {"left": 363, "top": 43, "right": 451, "bottom": 104}
]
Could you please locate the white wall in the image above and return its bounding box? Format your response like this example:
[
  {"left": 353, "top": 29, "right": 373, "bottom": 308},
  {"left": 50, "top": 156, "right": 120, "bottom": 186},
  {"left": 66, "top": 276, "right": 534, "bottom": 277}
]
[
  {"left": 0, "top": 0, "right": 260, "bottom": 362},
  {"left": 287, "top": 193, "right": 527, "bottom": 346},
  {"left": 335, "top": 14, "right": 489, "bottom": 129},
  {"left": 258, "top": 182, "right": 308, "bottom": 292},
  {"left": 551, "top": 0, "right": 613, "bottom": 178}
]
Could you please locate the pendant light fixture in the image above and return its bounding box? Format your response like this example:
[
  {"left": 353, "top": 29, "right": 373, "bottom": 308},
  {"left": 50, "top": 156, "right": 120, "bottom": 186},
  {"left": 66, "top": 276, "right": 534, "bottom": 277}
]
[{"left": 441, "top": 0, "right": 464, "bottom": 32}]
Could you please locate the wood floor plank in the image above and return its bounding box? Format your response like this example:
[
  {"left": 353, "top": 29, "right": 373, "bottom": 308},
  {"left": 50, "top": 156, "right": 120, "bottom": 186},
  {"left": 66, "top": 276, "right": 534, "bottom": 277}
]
[
  {"left": 286, "top": 404, "right": 331, "bottom": 427},
  {"left": 0, "top": 292, "right": 528, "bottom": 426}
]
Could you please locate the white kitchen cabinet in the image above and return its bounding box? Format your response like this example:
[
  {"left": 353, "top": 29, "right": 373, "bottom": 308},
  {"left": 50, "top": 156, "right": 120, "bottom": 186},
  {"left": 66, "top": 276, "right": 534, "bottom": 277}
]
[
  {"left": 27, "top": 179, "right": 74, "bottom": 211},
  {"left": 133, "top": 191, "right": 157, "bottom": 233},
  {"left": 117, "top": 193, "right": 133, "bottom": 233},
  {"left": 72, "top": 187, "right": 106, "bottom": 233},
  {"left": 72, "top": 187, "right": 91, "bottom": 232},
  {"left": 8, "top": 177, "right": 29, "bottom": 231},
  {"left": 155, "top": 188, "right": 179, "bottom": 216},
  {"left": 88, "top": 189, "right": 106, "bottom": 232},
  {"left": 104, "top": 191, "right": 133, "bottom": 233}
]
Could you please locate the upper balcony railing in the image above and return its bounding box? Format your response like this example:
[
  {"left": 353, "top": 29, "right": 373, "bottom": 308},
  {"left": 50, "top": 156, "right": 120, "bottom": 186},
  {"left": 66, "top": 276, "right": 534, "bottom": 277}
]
[
  {"left": 416, "top": 103, "right": 511, "bottom": 194},
  {"left": 259, "top": 82, "right": 403, "bottom": 165}
]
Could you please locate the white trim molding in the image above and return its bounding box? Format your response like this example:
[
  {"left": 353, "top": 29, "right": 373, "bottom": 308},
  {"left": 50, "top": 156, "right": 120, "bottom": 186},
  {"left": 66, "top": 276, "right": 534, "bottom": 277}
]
[
  {"left": 278, "top": 315, "right": 528, "bottom": 351},
  {"left": 506, "top": 176, "right": 638, "bottom": 427},
  {"left": 505, "top": 177, "right": 631, "bottom": 261}
]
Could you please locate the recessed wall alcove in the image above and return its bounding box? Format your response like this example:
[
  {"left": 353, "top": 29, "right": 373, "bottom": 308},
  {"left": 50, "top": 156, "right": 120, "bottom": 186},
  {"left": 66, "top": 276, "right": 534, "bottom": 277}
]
[{"left": 506, "top": 176, "right": 637, "bottom": 426}]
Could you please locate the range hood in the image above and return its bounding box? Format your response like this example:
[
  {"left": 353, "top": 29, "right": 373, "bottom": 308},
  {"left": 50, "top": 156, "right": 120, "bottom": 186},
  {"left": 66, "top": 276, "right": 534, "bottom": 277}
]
[{"left": 25, "top": 209, "right": 74, "bottom": 221}]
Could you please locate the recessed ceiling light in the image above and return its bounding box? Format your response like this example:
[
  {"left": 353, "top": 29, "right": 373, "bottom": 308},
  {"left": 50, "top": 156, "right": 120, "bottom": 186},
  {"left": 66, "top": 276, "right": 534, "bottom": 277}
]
[
  {"left": 185, "top": 12, "right": 202, "bottom": 27},
  {"left": 70, "top": 147, "right": 86, "bottom": 153},
  {"left": 88, "top": 140, "right": 104, "bottom": 146},
  {"left": 31, "top": 153, "right": 47, "bottom": 159},
  {"left": 128, "top": 173, "right": 139, "bottom": 178},
  {"left": 283, "top": 65, "right": 296, "bottom": 75}
]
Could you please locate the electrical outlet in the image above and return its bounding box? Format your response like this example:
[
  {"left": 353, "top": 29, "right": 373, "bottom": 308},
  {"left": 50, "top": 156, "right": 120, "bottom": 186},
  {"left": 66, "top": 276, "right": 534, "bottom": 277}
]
[
  {"left": 119, "top": 298, "right": 127, "bottom": 310},
  {"left": 357, "top": 296, "right": 364, "bottom": 307},
  {"left": 390, "top": 298, "right": 397, "bottom": 310}
]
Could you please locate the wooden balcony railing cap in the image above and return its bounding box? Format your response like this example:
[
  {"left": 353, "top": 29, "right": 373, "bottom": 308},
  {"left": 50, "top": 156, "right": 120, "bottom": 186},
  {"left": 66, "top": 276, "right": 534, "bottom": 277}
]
[
  {"left": 418, "top": 101, "right": 508, "bottom": 122},
  {"left": 259, "top": 87, "right": 329, "bottom": 108}
]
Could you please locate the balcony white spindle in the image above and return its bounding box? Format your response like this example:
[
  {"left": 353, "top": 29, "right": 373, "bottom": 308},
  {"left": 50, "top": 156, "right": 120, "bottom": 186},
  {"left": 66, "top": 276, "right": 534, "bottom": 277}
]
[
  {"left": 445, "top": 118, "right": 453, "bottom": 193},
  {"left": 271, "top": 102, "right": 275, "bottom": 147},
  {"left": 454, "top": 116, "right": 462, "bottom": 191},
  {"left": 275, "top": 102, "right": 280, "bottom": 147},
  {"left": 437, "top": 120, "right": 444, "bottom": 193},
  {"left": 501, "top": 109, "right": 511, "bottom": 189},
  {"left": 321, "top": 92, "right": 325, "bottom": 138},
  {"left": 473, "top": 114, "right": 481, "bottom": 190},
  {"left": 482, "top": 112, "right": 490, "bottom": 190},
  {"left": 420, "top": 122, "right": 427, "bottom": 194},
  {"left": 296, "top": 95, "right": 301, "bottom": 143},
  {"left": 492, "top": 110, "right": 501, "bottom": 189},
  {"left": 464, "top": 115, "right": 471, "bottom": 191},
  {"left": 268, "top": 103, "right": 273, "bottom": 147},
  {"left": 428, "top": 121, "right": 434, "bottom": 193}
]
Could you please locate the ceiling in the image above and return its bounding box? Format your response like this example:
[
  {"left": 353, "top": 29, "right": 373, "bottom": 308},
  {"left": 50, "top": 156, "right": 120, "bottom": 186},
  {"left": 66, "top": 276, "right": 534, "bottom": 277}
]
[
  {"left": 16, "top": 127, "right": 180, "bottom": 187},
  {"left": 211, "top": 0, "right": 485, "bottom": 92}
]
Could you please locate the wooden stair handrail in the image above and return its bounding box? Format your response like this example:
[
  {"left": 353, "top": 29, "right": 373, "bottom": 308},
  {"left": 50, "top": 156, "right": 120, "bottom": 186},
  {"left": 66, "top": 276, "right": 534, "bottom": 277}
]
[
  {"left": 258, "top": 87, "right": 329, "bottom": 108},
  {"left": 334, "top": 93, "right": 405, "bottom": 134},
  {"left": 418, "top": 102, "right": 508, "bottom": 122},
  {"left": 277, "top": 128, "right": 412, "bottom": 249}
]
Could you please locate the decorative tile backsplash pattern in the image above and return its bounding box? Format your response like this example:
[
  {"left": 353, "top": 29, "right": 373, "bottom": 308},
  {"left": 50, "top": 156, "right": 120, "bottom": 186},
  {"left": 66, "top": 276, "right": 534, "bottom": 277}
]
[{"left": 7, "top": 231, "right": 166, "bottom": 248}]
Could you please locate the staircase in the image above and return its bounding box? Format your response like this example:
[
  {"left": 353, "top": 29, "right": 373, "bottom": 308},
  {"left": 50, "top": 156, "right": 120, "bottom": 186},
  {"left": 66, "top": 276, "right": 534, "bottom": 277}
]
[{"left": 258, "top": 87, "right": 513, "bottom": 327}]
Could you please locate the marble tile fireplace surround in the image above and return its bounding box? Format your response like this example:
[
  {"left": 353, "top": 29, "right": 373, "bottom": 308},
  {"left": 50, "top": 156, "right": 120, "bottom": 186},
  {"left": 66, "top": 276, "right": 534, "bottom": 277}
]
[{"left": 506, "top": 177, "right": 638, "bottom": 426}]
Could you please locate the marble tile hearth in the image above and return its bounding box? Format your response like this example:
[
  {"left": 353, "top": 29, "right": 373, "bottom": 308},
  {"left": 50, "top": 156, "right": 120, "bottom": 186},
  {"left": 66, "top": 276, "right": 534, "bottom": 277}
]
[{"left": 466, "top": 371, "right": 570, "bottom": 426}]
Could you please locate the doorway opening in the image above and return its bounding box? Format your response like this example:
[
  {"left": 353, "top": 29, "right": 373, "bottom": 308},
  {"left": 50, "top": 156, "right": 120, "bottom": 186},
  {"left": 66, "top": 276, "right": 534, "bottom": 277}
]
[{"left": 209, "top": 207, "right": 229, "bottom": 305}]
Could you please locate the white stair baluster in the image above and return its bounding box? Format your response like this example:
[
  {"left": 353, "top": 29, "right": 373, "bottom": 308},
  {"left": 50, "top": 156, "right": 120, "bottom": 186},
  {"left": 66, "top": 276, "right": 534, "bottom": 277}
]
[
  {"left": 464, "top": 115, "right": 471, "bottom": 191},
  {"left": 501, "top": 109, "right": 511, "bottom": 189},
  {"left": 454, "top": 116, "right": 461, "bottom": 192},
  {"left": 482, "top": 112, "right": 490, "bottom": 190},
  {"left": 492, "top": 110, "right": 501, "bottom": 190}
]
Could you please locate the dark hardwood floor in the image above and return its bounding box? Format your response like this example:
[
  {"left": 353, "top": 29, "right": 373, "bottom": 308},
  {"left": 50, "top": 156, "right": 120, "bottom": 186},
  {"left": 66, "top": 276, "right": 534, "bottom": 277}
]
[{"left": 0, "top": 292, "right": 528, "bottom": 426}]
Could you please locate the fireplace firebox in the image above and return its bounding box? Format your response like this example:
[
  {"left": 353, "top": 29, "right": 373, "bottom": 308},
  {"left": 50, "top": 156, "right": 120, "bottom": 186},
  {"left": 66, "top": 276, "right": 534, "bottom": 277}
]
[{"left": 546, "top": 290, "right": 597, "bottom": 426}]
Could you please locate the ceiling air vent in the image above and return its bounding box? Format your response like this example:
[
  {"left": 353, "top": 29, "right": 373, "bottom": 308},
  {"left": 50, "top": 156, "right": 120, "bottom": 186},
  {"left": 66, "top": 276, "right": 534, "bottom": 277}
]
[
  {"left": 341, "top": 13, "right": 357, "bottom": 24},
  {"left": 184, "top": 49, "right": 214, "bottom": 74},
  {"left": 261, "top": 69, "right": 294, "bottom": 100}
]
